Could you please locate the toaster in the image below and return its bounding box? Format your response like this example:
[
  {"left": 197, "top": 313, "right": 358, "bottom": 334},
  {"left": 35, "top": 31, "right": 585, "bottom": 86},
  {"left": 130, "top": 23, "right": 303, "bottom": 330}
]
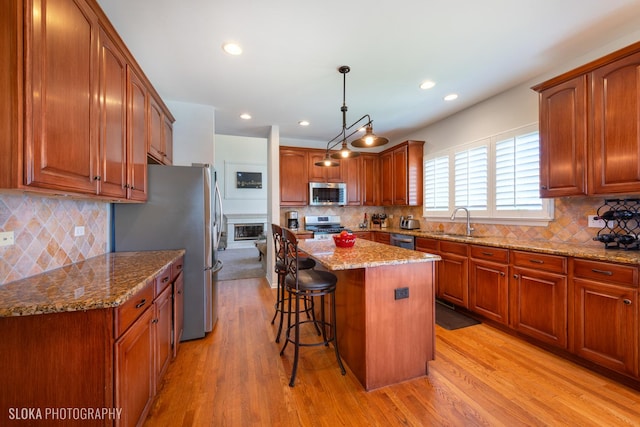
[{"left": 400, "top": 218, "right": 420, "bottom": 230}]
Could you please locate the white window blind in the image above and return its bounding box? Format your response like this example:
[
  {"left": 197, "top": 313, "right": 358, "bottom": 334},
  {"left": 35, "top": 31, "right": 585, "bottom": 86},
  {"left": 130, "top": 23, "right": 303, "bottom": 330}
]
[
  {"left": 454, "top": 145, "right": 487, "bottom": 210},
  {"left": 423, "top": 123, "right": 553, "bottom": 224},
  {"left": 424, "top": 155, "right": 449, "bottom": 211},
  {"left": 495, "top": 132, "right": 542, "bottom": 211}
]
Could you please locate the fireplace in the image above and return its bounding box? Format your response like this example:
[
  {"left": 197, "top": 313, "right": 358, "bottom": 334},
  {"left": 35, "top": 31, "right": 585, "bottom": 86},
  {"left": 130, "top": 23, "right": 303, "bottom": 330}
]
[
  {"left": 224, "top": 214, "right": 267, "bottom": 249},
  {"left": 234, "top": 223, "right": 264, "bottom": 241}
]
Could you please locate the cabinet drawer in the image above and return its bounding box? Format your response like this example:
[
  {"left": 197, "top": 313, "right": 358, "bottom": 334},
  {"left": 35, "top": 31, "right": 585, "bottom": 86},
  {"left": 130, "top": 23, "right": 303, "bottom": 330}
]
[
  {"left": 439, "top": 241, "right": 468, "bottom": 256},
  {"left": 573, "top": 258, "right": 638, "bottom": 287},
  {"left": 470, "top": 245, "right": 509, "bottom": 263},
  {"left": 511, "top": 250, "right": 566, "bottom": 274},
  {"left": 115, "top": 282, "right": 154, "bottom": 338},
  {"left": 171, "top": 256, "right": 184, "bottom": 281},
  {"left": 155, "top": 266, "right": 172, "bottom": 297},
  {"left": 416, "top": 237, "right": 438, "bottom": 252}
]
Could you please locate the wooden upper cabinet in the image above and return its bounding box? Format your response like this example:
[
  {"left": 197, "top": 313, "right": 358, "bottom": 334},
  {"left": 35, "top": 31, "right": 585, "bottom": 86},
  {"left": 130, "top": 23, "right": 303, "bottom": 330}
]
[
  {"left": 148, "top": 95, "right": 174, "bottom": 165},
  {"left": 308, "top": 150, "right": 343, "bottom": 182},
  {"left": 379, "top": 140, "right": 424, "bottom": 206},
  {"left": 280, "top": 148, "right": 308, "bottom": 206},
  {"left": 590, "top": 51, "right": 640, "bottom": 195},
  {"left": 537, "top": 76, "right": 587, "bottom": 197},
  {"left": 0, "top": 0, "right": 171, "bottom": 200},
  {"left": 24, "top": 0, "right": 99, "bottom": 194},
  {"left": 97, "top": 26, "right": 128, "bottom": 199},
  {"left": 361, "top": 154, "right": 379, "bottom": 206},
  {"left": 534, "top": 41, "right": 640, "bottom": 197},
  {"left": 127, "top": 67, "right": 148, "bottom": 201},
  {"left": 342, "top": 155, "right": 361, "bottom": 205}
]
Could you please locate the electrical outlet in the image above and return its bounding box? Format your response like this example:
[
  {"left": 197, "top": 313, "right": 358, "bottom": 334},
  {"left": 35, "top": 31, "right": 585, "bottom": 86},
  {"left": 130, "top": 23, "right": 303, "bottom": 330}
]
[
  {"left": 0, "top": 231, "right": 15, "bottom": 247},
  {"left": 394, "top": 287, "right": 409, "bottom": 300},
  {"left": 74, "top": 226, "right": 85, "bottom": 237},
  {"left": 587, "top": 215, "right": 606, "bottom": 228}
]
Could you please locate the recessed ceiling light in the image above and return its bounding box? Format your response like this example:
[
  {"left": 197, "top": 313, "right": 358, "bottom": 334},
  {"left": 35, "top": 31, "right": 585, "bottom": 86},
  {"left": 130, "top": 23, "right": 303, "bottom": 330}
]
[
  {"left": 298, "top": 120, "right": 310, "bottom": 126},
  {"left": 420, "top": 80, "right": 436, "bottom": 90},
  {"left": 444, "top": 93, "right": 458, "bottom": 101},
  {"left": 222, "top": 42, "right": 242, "bottom": 56},
  {"left": 240, "top": 113, "right": 251, "bottom": 120}
]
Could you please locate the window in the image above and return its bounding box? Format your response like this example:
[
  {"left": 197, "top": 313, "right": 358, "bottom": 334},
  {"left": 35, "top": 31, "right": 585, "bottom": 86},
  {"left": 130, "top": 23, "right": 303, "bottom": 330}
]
[{"left": 423, "top": 124, "right": 553, "bottom": 224}]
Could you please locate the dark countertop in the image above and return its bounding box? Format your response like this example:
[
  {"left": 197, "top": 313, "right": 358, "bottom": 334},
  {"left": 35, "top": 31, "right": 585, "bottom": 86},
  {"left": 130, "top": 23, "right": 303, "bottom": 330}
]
[{"left": 0, "top": 250, "right": 185, "bottom": 317}]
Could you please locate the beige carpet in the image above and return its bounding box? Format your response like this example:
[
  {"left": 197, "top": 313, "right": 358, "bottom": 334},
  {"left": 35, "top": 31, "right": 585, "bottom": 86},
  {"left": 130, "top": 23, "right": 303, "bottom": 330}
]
[{"left": 216, "top": 248, "right": 266, "bottom": 281}]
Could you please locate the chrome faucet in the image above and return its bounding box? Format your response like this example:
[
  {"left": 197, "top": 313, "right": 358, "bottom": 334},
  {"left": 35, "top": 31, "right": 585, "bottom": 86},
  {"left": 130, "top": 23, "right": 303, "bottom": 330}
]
[{"left": 451, "top": 207, "right": 474, "bottom": 236}]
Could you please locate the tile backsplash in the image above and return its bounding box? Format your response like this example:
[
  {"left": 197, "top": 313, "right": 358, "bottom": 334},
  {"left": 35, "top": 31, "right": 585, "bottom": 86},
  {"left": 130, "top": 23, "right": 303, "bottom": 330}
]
[
  {"left": 281, "top": 196, "right": 613, "bottom": 248},
  {"left": 0, "top": 194, "right": 109, "bottom": 285}
]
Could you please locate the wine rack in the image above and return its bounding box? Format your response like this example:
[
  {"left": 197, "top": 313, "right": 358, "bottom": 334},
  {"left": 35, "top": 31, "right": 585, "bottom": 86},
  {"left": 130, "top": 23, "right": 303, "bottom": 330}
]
[{"left": 593, "top": 198, "right": 640, "bottom": 250}]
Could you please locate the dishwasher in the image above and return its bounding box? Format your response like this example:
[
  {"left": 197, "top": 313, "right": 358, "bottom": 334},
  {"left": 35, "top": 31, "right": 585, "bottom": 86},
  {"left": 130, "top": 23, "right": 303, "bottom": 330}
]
[{"left": 390, "top": 233, "right": 415, "bottom": 250}]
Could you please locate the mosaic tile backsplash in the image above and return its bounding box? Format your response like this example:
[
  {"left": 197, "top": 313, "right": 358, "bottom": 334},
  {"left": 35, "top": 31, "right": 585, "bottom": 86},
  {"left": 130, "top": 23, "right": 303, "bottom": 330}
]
[
  {"left": 281, "top": 196, "right": 613, "bottom": 248},
  {"left": 0, "top": 194, "right": 109, "bottom": 285}
]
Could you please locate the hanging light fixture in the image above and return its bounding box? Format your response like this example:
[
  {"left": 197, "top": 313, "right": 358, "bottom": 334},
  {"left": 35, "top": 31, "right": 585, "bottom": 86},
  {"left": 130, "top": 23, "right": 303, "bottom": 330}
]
[{"left": 314, "top": 66, "right": 388, "bottom": 167}]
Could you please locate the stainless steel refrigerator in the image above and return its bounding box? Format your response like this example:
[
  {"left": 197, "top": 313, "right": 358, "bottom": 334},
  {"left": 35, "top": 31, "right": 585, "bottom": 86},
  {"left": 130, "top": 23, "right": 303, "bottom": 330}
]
[{"left": 112, "top": 164, "right": 223, "bottom": 340}]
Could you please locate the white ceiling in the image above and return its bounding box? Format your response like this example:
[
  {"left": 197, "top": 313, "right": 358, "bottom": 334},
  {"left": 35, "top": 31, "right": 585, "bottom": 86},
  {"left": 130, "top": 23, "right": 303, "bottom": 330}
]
[{"left": 97, "top": 0, "right": 640, "bottom": 147}]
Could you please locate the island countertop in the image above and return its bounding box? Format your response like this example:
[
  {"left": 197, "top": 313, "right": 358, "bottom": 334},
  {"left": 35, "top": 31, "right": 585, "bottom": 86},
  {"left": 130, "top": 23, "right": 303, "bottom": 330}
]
[
  {"left": 297, "top": 237, "right": 440, "bottom": 271},
  {"left": 0, "top": 250, "right": 185, "bottom": 317}
]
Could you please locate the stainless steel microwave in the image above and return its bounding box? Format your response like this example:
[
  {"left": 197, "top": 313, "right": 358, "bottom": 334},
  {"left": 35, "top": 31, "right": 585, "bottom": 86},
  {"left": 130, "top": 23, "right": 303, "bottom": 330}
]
[{"left": 309, "top": 182, "right": 347, "bottom": 206}]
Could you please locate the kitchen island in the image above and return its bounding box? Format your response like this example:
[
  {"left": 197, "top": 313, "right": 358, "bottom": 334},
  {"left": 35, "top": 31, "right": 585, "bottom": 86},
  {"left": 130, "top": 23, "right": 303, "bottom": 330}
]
[{"left": 297, "top": 237, "right": 440, "bottom": 390}]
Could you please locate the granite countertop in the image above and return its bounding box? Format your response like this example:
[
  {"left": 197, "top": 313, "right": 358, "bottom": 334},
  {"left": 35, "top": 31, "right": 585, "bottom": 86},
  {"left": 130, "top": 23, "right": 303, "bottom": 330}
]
[
  {"left": 362, "top": 226, "right": 640, "bottom": 265},
  {"left": 0, "top": 250, "right": 185, "bottom": 317},
  {"left": 297, "top": 237, "right": 440, "bottom": 271}
]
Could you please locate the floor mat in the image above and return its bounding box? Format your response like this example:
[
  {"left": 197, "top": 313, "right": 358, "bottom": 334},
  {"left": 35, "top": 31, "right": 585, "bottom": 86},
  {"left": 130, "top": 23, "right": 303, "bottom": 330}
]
[
  {"left": 436, "top": 303, "right": 480, "bottom": 330},
  {"left": 216, "top": 248, "right": 266, "bottom": 281}
]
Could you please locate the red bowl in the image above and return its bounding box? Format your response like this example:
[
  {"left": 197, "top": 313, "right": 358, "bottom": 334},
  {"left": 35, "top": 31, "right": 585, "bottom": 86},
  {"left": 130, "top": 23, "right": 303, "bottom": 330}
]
[{"left": 333, "top": 234, "right": 356, "bottom": 248}]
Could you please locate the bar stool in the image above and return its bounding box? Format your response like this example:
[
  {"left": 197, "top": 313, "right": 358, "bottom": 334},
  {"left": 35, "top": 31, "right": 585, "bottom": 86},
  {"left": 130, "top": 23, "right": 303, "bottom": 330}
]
[
  {"left": 270, "top": 224, "right": 316, "bottom": 343},
  {"left": 280, "top": 228, "right": 346, "bottom": 387}
]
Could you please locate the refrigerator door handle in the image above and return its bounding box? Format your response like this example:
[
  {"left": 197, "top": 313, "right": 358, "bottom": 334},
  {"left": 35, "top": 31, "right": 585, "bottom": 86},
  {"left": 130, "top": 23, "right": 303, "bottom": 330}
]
[
  {"left": 212, "top": 259, "right": 224, "bottom": 273},
  {"left": 214, "top": 182, "right": 224, "bottom": 251}
]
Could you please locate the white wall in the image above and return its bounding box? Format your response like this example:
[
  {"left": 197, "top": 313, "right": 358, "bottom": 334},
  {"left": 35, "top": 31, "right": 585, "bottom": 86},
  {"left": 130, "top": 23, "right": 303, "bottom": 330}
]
[
  {"left": 214, "top": 134, "right": 269, "bottom": 215},
  {"left": 166, "top": 101, "right": 215, "bottom": 166},
  {"left": 405, "top": 84, "right": 538, "bottom": 154}
]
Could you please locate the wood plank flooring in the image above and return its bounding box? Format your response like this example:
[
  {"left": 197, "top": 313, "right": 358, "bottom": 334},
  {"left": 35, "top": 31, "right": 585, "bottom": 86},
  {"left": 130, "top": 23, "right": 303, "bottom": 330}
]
[{"left": 144, "top": 277, "right": 640, "bottom": 426}]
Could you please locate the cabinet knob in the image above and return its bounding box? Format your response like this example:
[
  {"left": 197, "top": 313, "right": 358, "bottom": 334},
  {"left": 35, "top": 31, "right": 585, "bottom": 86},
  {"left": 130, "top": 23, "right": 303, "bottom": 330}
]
[
  {"left": 152, "top": 318, "right": 159, "bottom": 324},
  {"left": 135, "top": 299, "right": 147, "bottom": 309},
  {"left": 94, "top": 176, "right": 101, "bottom": 181},
  {"left": 540, "top": 185, "right": 547, "bottom": 190},
  {"left": 500, "top": 272, "right": 505, "bottom": 277},
  {"left": 623, "top": 299, "right": 632, "bottom": 305},
  {"left": 513, "top": 274, "right": 519, "bottom": 279}
]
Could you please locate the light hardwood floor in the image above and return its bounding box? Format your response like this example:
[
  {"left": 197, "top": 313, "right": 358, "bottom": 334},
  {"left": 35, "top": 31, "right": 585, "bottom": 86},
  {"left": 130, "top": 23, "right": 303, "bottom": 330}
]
[{"left": 144, "top": 277, "right": 640, "bottom": 426}]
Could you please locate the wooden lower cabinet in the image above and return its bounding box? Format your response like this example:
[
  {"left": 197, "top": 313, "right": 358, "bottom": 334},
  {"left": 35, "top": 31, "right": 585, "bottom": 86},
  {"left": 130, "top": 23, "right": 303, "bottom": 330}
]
[
  {"left": 437, "top": 241, "right": 469, "bottom": 308},
  {"left": 115, "top": 306, "right": 155, "bottom": 427},
  {"left": 173, "top": 271, "right": 185, "bottom": 357},
  {"left": 154, "top": 284, "right": 174, "bottom": 385},
  {"left": 571, "top": 259, "right": 638, "bottom": 377},
  {"left": 0, "top": 259, "right": 184, "bottom": 427},
  {"left": 510, "top": 265, "right": 567, "bottom": 348},
  {"left": 373, "top": 231, "right": 390, "bottom": 245},
  {"left": 469, "top": 246, "right": 509, "bottom": 325},
  {"left": 352, "top": 231, "right": 372, "bottom": 240}
]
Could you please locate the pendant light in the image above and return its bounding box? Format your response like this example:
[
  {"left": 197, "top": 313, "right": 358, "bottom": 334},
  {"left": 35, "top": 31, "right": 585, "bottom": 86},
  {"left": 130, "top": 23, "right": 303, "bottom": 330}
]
[{"left": 314, "top": 66, "right": 388, "bottom": 167}]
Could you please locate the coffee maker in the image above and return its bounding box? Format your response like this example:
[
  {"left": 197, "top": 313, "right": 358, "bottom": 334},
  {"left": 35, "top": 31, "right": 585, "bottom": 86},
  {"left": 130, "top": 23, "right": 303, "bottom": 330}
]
[{"left": 286, "top": 211, "right": 299, "bottom": 230}]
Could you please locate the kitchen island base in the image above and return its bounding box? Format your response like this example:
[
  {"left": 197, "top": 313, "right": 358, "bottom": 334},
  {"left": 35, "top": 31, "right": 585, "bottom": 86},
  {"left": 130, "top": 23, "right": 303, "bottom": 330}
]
[{"left": 333, "top": 262, "right": 435, "bottom": 390}]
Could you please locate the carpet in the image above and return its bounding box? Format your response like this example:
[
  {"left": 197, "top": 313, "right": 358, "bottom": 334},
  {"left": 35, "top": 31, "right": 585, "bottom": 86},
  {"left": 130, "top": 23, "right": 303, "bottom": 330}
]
[
  {"left": 216, "top": 247, "right": 266, "bottom": 281},
  {"left": 436, "top": 302, "right": 480, "bottom": 330}
]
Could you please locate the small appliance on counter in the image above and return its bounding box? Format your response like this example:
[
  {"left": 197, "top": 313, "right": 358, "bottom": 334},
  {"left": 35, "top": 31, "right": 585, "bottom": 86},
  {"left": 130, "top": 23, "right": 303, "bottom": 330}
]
[
  {"left": 400, "top": 216, "right": 420, "bottom": 230},
  {"left": 371, "top": 213, "right": 388, "bottom": 228},
  {"left": 286, "top": 211, "right": 299, "bottom": 230}
]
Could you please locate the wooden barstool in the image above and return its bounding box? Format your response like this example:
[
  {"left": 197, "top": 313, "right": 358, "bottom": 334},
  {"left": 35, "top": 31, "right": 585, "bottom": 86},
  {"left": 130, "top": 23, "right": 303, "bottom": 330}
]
[
  {"left": 280, "top": 228, "right": 346, "bottom": 387},
  {"left": 270, "top": 224, "right": 316, "bottom": 343}
]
